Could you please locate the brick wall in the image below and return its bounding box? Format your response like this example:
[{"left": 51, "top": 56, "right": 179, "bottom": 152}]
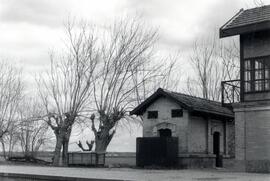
[
  {"left": 209, "top": 119, "right": 225, "bottom": 155},
  {"left": 188, "top": 116, "right": 207, "bottom": 153},
  {"left": 141, "top": 97, "right": 233, "bottom": 156},
  {"left": 243, "top": 31, "right": 270, "bottom": 58},
  {"left": 142, "top": 97, "right": 188, "bottom": 153},
  {"left": 234, "top": 103, "right": 270, "bottom": 172},
  {"left": 227, "top": 121, "right": 235, "bottom": 157}
]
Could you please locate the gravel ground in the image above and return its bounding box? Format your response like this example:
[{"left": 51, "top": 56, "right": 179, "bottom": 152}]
[{"left": 0, "top": 165, "right": 269, "bottom": 181}]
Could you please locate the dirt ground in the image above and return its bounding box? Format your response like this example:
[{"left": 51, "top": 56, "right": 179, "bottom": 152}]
[{"left": 0, "top": 165, "right": 269, "bottom": 181}]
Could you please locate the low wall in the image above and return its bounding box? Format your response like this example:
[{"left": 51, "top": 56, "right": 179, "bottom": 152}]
[
  {"left": 177, "top": 154, "right": 216, "bottom": 169},
  {"left": 105, "top": 153, "right": 234, "bottom": 169},
  {"left": 227, "top": 159, "right": 270, "bottom": 173},
  {"left": 105, "top": 153, "right": 136, "bottom": 167}
]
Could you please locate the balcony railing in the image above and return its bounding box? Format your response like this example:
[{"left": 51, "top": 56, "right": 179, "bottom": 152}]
[{"left": 221, "top": 80, "right": 241, "bottom": 106}]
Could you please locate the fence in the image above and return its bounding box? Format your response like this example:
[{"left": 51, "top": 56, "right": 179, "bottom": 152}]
[{"left": 67, "top": 152, "right": 105, "bottom": 166}]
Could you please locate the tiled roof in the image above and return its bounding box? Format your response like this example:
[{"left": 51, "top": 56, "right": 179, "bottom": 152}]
[
  {"left": 224, "top": 5, "right": 270, "bottom": 29},
  {"left": 130, "top": 88, "right": 234, "bottom": 119},
  {"left": 162, "top": 89, "right": 233, "bottom": 117},
  {"left": 220, "top": 5, "right": 270, "bottom": 37}
]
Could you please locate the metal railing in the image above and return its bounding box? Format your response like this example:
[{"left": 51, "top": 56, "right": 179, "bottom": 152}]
[{"left": 221, "top": 80, "right": 241, "bottom": 106}]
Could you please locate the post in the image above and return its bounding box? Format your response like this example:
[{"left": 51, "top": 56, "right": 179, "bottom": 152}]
[{"left": 221, "top": 81, "right": 225, "bottom": 105}]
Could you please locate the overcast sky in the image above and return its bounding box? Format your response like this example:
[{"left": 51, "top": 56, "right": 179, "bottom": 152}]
[{"left": 1, "top": 0, "right": 269, "bottom": 152}]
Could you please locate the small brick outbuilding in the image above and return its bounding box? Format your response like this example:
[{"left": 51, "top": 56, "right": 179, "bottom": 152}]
[{"left": 131, "top": 88, "right": 235, "bottom": 168}]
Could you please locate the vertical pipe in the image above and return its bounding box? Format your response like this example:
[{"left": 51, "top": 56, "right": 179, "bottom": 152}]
[
  {"left": 240, "top": 35, "right": 244, "bottom": 102},
  {"left": 221, "top": 81, "right": 225, "bottom": 105}
]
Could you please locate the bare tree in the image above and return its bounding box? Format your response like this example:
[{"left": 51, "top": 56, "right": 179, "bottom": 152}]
[
  {"left": 77, "top": 140, "right": 94, "bottom": 151},
  {"left": 0, "top": 121, "right": 19, "bottom": 159},
  {"left": 133, "top": 55, "right": 181, "bottom": 106},
  {"left": 16, "top": 96, "right": 51, "bottom": 159},
  {"left": 186, "top": 37, "right": 239, "bottom": 101},
  {"left": 37, "top": 20, "right": 98, "bottom": 166},
  {"left": 89, "top": 18, "right": 178, "bottom": 152},
  {"left": 0, "top": 61, "right": 23, "bottom": 158},
  {"left": 253, "top": 0, "right": 264, "bottom": 7}
]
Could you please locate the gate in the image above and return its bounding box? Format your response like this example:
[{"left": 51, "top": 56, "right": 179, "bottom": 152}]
[{"left": 136, "top": 137, "right": 178, "bottom": 167}]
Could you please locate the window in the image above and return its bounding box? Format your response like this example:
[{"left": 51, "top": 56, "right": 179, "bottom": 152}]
[
  {"left": 244, "top": 56, "right": 270, "bottom": 92},
  {"left": 147, "top": 111, "right": 158, "bottom": 119},
  {"left": 171, "top": 109, "right": 183, "bottom": 118}
]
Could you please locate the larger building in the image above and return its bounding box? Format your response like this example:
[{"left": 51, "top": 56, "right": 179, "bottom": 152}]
[
  {"left": 132, "top": 5, "right": 270, "bottom": 173},
  {"left": 220, "top": 5, "right": 270, "bottom": 173}
]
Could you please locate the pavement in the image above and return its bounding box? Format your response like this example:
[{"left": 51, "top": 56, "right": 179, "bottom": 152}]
[{"left": 0, "top": 165, "right": 269, "bottom": 181}]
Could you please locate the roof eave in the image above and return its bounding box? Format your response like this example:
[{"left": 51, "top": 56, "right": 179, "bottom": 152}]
[
  {"left": 220, "top": 9, "right": 244, "bottom": 33},
  {"left": 130, "top": 88, "right": 191, "bottom": 116},
  {"left": 191, "top": 108, "right": 234, "bottom": 119},
  {"left": 220, "top": 20, "right": 270, "bottom": 38}
]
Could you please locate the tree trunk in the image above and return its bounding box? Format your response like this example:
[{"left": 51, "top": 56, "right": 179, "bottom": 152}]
[
  {"left": 95, "top": 139, "right": 109, "bottom": 153},
  {"left": 62, "top": 140, "right": 69, "bottom": 166},
  {"left": 94, "top": 128, "right": 114, "bottom": 153},
  {"left": 52, "top": 135, "right": 64, "bottom": 166},
  {"left": 62, "top": 126, "right": 72, "bottom": 166},
  {"left": 0, "top": 140, "right": 7, "bottom": 160}
]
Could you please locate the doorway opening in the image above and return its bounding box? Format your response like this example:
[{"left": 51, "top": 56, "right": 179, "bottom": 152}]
[
  {"left": 213, "top": 132, "right": 222, "bottom": 167},
  {"left": 159, "top": 128, "right": 172, "bottom": 138}
]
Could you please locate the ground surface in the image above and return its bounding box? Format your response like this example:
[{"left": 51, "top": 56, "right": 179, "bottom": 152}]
[{"left": 0, "top": 165, "right": 269, "bottom": 181}]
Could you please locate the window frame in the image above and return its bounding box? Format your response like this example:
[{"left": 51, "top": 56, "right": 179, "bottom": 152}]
[
  {"left": 147, "top": 111, "right": 158, "bottom": 119},
  {"left": 171, "top": 109, "right": 183, "bottom": 118},
  {"left": 243, "top": 55, "right": 270, "bottom": 93}
]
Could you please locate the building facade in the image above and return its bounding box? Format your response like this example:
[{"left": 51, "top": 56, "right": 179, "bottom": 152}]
[
  {"left": 131, "top": 88, "right": 234, "bottom": 168},
  {"left": 132, "top": 5, "right": 270, "bottom": 172},
  {"left": 220, "top": 5, "right": 270, "bottom": 173}
]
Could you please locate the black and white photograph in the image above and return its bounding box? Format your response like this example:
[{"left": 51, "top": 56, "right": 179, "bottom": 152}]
[{"left": 0, "top": 0, "right": 269, "bottom": 180}]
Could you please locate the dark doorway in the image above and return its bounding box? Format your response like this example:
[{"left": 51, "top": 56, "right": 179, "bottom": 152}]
[
  {"left": 159, "top": 129, "right": 172, "bottom": 137},
  {"left": 213, "top": 132, "right": 222, "bottom": 167}
]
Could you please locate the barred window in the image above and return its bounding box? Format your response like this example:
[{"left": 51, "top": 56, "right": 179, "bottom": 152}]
[{"left": 244, "top": 56, "right": 270, "bottom": 92}]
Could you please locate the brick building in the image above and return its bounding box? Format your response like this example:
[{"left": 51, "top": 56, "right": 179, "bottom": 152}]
[
  {"left": 131, "top": 88, "right": 234, "bottom": 168},
  {"left": 220, "top": 5, "right": 270, "bottom": 172},
  {"left": 132, "top": 5, "right": 270, "bottom": 172}
]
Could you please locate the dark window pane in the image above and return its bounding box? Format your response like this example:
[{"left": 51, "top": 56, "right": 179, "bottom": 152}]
[
  {"left": 147, "top": 111, "right": 158, "bottom": 119},
  {"left": 265, "top": 80, "right": 270, "bottom": 90},
  {"left": 255, "top": 59, "right": 264, "bottom": 69},
  {"left": 255, "top": 80, "right": 264, "bottom": 91},
  {"left": 255, "top": 70, "right": 263, "bottom": 80},
  {"left": 266, "top": 69, "right": 270, "bottom": 79},
  {"left": 244, "top": 60, "right": 251, "bottom": 70},
  {"left": 171, "top": 109, "right": 183, "bottom": 118},
  {"left": 265, "top": 59, "right": 270, "bottom": 69},
  {"left": 245, "top": 82, "right": 251, "bottom": 92},
  {"left": 245, "top": 71, "right": 251, "bottom": 81}
]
